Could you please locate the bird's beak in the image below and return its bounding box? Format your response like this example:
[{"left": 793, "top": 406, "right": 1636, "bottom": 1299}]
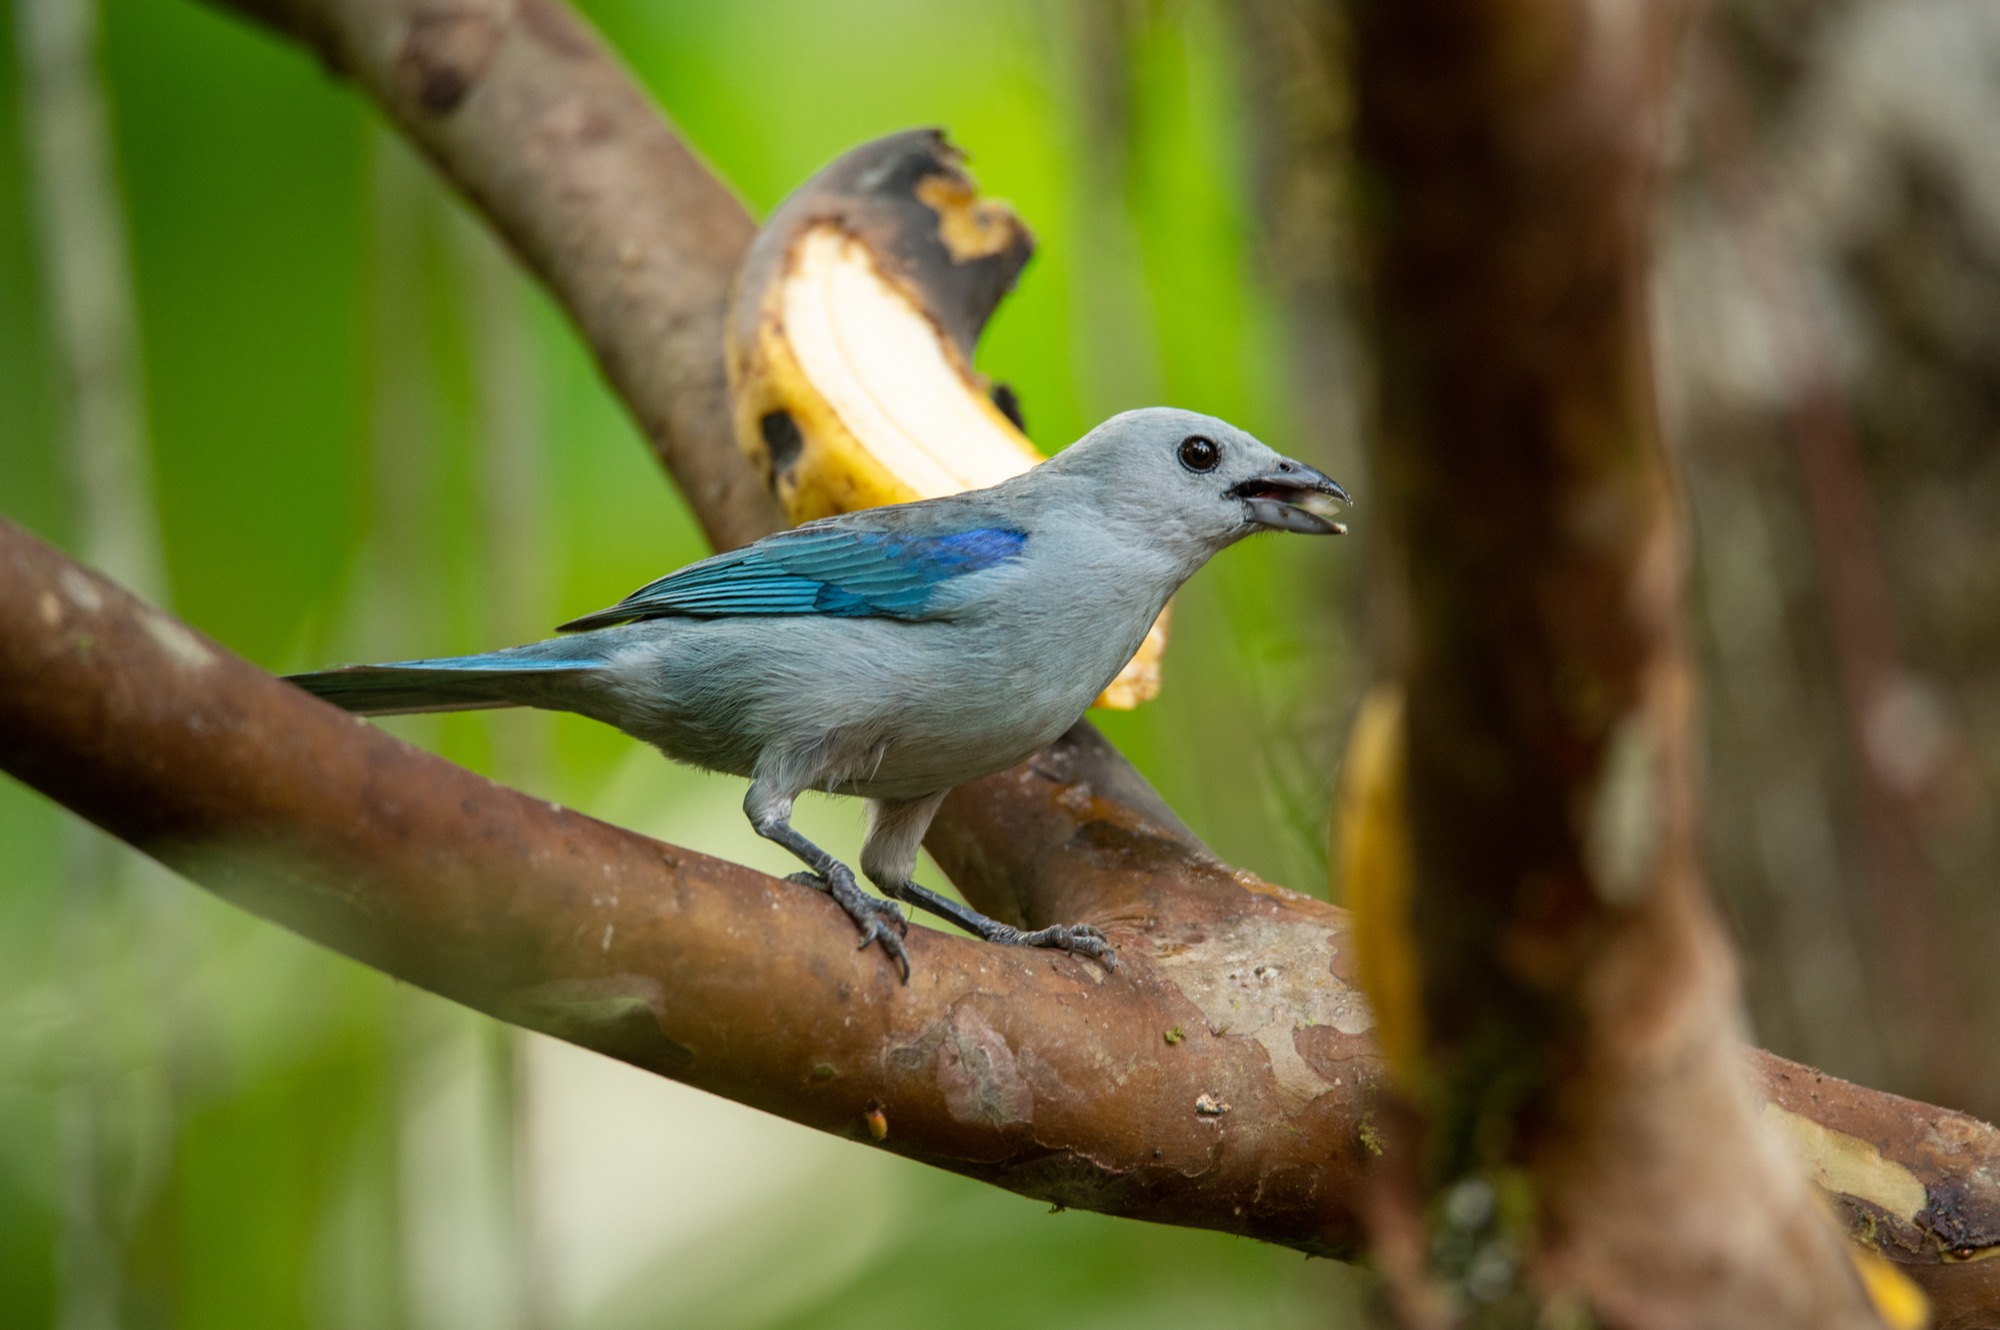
[{"left": 1228, "top": 460, "right": 1353, "bottom": 535}]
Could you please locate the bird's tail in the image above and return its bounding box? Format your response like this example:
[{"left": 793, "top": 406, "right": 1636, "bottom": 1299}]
[{"left": 285, "top": 638, "right": 614, "bottom": 717}]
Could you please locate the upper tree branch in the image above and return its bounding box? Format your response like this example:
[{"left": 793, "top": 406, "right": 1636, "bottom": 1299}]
[{"left": 218, "top": 0, "right": 776, "bottom": 551}]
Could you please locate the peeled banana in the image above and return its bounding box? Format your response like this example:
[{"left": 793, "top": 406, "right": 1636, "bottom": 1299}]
[{"left": 725, "top": 129, "right": 1168, "bottom": 709}]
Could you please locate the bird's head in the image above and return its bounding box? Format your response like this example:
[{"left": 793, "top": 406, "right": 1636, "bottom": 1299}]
[{"left": 1049, "top": 408, "right": 1352, "bottom": 558}]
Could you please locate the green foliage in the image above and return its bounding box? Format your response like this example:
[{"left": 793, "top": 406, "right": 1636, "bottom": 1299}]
[{"left": 0, "top": 0, "right": 1363, "bottom": 1324}]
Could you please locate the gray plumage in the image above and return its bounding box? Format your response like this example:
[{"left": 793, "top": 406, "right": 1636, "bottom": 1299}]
[{"left": 289, "top": 408, "right": 1350, "bottom": 979}]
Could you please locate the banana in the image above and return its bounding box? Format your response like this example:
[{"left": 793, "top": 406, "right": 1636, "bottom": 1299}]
[
  {"left": 1335, "top": 685, "right": 1427, "bottom": 1092},
  {"left": 726, "top": 129, "right": 1168, "bottom": 709}
]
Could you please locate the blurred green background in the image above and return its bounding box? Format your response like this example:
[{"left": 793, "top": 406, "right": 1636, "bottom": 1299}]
[
  {"left": 0, "top": 0, "right": 1364, "bottom": 1325},
  {"left": 10, "top": 0, "right": 2000, "bottom": 1325}
]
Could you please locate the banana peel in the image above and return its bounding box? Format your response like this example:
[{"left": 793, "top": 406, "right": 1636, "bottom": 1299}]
[
  {"left": 1335, "top": 685, "right": 1427, "bottom": 1092},
  {"left": 725, "top": 128, "right": 1167, "bottom": 709},
  {"left": 1848, "top": 1239, "right": 1932, "bottom": 1330}
]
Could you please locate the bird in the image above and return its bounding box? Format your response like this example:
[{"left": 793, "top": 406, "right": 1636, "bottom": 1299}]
[{"left": 287, "top": 408, "right": 1350, "bottom": 980}]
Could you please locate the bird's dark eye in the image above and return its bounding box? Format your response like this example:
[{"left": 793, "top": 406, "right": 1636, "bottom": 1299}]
[{"left": 1178, "top": 435, "right": 1220, "bottom": 473}]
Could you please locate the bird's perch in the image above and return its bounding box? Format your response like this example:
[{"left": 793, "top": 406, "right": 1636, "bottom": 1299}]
[
  {"left": 0, "top": 0, "right": 1982, "bottom": 1323},
  {"left": 1, "top": 515, "right": 1385, "bottom": 1251},
  {"left": 9, "top": 516, "right": 2000, "bottom": 1312}
]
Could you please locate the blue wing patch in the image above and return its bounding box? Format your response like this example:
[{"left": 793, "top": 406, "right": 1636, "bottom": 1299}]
[{"left": 558, "top": 525, "right": 1027, "bottom": 631}]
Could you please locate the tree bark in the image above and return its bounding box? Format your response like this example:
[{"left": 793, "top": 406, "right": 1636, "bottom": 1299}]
[
  {"left": 12, "top": 516, "right": 2000, "bottom": 1320},
  {"left": 1349, "top": 0, "right": 1885, "bottom": 1323},
  {"left": 0, "top": 517, "right": 1384, "bottom": 1253}
]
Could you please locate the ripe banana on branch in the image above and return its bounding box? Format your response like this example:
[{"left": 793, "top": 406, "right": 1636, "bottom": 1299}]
[{"left": 726, "top": 128, "right": 1169, "bottom": 708}]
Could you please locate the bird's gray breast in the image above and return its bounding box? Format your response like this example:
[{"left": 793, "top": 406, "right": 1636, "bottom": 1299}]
[{"left": 593, "top": 545, "right": 1172, "bottom": 801}]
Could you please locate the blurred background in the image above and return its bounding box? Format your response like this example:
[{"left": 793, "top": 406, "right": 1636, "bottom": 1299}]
[{"left": 1, "top": 0, "right": 1996, "bottom": 1325}]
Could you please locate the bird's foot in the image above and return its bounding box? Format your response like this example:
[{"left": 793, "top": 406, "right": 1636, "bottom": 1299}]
[
  {"left": 978, "top": 920, "right": 1118, "bottom": 971},
  {"left": 786, "top": 870, "right": 911, "bottom": 982},
  {"left": 879, "top": 878, "right": 1117, "bottom": 972}
]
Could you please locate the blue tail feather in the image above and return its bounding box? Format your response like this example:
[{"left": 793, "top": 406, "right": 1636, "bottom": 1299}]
[
  {"left": 373, "top": 650, "right": 603, "bottom": 673},
  {"left": 285, "top": 640, "right": 609, "bottom": 717}
]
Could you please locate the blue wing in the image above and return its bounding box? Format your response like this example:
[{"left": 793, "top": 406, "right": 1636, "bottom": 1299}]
[{"left": 557, "top": 523, "right": 1028, "bottom": 632}]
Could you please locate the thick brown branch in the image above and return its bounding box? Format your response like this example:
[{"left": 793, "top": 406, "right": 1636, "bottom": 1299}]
[
  {"left": 11, "top": 521, "right": 2000, "bottom": 1321},
  {"left": 0, "top": 517, "right": 1380, "bottom": 1252}
]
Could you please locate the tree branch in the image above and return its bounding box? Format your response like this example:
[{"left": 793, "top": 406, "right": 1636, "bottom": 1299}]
[
  {"left": 11, "top": 519, "right": 2000, "bottom": 1321},
  {"left": 213, "top": 0, "right": 775, "bottom": 552},
  {"left": 0, "top": 515, "right": 1380, "bottom": 1250}
]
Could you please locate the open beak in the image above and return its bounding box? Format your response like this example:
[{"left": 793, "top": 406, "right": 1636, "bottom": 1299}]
[{"left": 1228, "top": 460, "right": 1353, "bottom": 535}]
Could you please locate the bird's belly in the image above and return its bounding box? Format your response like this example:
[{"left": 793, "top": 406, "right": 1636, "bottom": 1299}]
[
  {"left": 839, "top": 673, "right": 1091, "bottom": 799},
  {"left": 838, "top": 616, "right": 1140, "bottom": 798},
  {"left": 600, "top": 609, "right": 1145, "bottom": 799}
]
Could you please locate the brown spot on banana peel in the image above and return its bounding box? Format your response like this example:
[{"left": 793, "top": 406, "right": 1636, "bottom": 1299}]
[
  {"left": 734, "top": 128, "right": 1031, "bottom": 360},
  {"left": 914, "top": 172, "right": 1022, "bottom": 263},
  {"left": 725, "top": 130, "right": 1169, "bottom": 708}
]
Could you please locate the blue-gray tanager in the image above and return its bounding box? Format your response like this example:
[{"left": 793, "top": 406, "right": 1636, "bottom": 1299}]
[{"left": 288, "top": 408, "right": 1349, "bottom": 979}]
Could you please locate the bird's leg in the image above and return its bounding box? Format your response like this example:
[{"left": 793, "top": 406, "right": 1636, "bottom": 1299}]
[
  {"left": 862, "top": 796, "right": 1117, "bottom": 969},
  {"left": 745, "top": 782, "right": 910, "bottom": 982}
]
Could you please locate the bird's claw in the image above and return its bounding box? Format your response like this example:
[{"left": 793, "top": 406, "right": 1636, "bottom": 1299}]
[
  {"left": 787, "top": 870, "right": 912, "bottom": 982},
  {"left": 986, "top": 921, "right": 1118, "bottom": 971}
]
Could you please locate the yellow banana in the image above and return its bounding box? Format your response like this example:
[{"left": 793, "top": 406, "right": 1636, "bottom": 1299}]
[{"left": 1335, "top": 685, "right": 1427, "bottom": 1091}]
